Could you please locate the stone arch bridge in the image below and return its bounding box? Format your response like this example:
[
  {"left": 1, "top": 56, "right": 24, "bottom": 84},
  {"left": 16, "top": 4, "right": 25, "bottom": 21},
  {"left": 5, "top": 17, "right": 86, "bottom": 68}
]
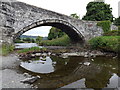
[{"left": 0, "top": 0, "right": 103, "bottom": 45}]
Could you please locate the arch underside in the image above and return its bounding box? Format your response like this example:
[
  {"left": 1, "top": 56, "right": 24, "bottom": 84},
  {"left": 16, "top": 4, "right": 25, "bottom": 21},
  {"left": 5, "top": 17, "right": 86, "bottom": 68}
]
[{"left": 14, "top": 19, "right": 85, "bottom": 43}]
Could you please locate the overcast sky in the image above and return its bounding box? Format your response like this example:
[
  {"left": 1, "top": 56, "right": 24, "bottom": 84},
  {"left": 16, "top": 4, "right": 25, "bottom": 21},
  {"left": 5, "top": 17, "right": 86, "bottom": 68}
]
[{"left": 17, "top": 0, "right": 119, "bottom": 37}]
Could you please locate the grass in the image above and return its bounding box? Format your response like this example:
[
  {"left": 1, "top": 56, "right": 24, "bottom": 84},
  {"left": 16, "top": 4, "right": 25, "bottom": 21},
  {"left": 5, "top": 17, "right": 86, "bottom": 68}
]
[
  {"left": 39, "top": 35, "right": 71, "bottom": 46},
  {"left": 103, "top": 30, "right": 120, "bottom": 36},
  {"left": 0, "top": 48, "right": 2, "bottom": 55},
  {"left": 97, "top": 21, "right": 111, "bottom": 33},
  {"left": 0, "top": 44, "right": 14, "bottom": 56},
  {"left": 89, "top": 36, "right": 120, "bottom": 52},
  {"left": 17, "top": 47, "right": 47, "bottom": 54}
]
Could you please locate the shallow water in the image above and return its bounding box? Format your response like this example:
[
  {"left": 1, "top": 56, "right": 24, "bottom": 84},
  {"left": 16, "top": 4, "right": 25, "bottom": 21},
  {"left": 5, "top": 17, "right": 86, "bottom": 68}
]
[
  {"left": 20, "top": 56, "right": 54, "bottom": 73},
  {"left": 15, "top": 43, "right": 43, "bottom": 49},
  {"left": 19, "top": 55, "right": 119, "bottom": 88}
]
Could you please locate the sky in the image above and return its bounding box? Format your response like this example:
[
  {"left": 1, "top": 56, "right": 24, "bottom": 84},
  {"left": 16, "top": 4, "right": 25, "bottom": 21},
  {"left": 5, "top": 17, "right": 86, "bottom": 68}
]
[{"left": 17, "top": 0, "right": 119, "bottom": 37}]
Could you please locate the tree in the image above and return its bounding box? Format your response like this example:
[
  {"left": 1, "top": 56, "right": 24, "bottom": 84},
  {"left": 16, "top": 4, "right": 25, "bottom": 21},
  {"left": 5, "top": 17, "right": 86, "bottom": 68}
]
[
  {"left": 113, "top": 16, "right": 120, "bottom": 26},
  {"left": 31, "top": 38, "right": 35, "bottom": 43},
  {"left": 70, "top": 13, "right": 80, "bottom": 19},
  {"left": 82, "top": 2, "right": 113, "bottom": 21},
  {"left": 36, "top": 36, "right": 43, "bottom": 44},
  {"left": 48, "top": 27, "right": 65, "bottom": 40},
  {"left": 22, "top": 37, "right": 31, "bottom": 42}
]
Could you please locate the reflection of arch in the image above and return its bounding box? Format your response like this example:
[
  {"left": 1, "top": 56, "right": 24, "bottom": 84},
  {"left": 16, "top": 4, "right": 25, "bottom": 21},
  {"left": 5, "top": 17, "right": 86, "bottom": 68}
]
[{"left": 14, "top": 19, "right": 85, "bottom": 42}]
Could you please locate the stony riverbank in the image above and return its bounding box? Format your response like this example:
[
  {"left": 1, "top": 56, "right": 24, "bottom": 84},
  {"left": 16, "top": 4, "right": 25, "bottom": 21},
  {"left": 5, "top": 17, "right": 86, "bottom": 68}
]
[
  {"left": 0, "top": 54, "right": 40, "bottom": 89},
  {"left": 0, "top": 46, "right": 118, "bottom": 89},
  {"left": 18, "top": 48, "right": 117, "bottom": 60}
]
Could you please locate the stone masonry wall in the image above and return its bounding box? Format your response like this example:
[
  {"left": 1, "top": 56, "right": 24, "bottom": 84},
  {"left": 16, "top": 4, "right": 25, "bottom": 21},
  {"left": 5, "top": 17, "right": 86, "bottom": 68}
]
[{"left": 0, "top": 0, "right": 104, "bottom": 44}]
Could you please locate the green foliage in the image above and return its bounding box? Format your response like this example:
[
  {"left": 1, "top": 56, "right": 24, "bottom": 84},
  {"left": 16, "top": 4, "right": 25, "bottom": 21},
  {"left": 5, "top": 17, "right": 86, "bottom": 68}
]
[
  {"left": 0, "top": 44, "right": 14, "bottom": 56},
  {"left": 48, "top": 27, "right": 65, "bottom": 40},
  {"left": 103, "top": 30, "right": 120, "bottom": 36},
  {"left": 97, "top": 21, "right": 111, "bottom": 33},
  {"left": 14, "top": 39, "right": 24, "bottom": 43},
  {"left": 118, "top": 26, "right": 120, "bottom": 30},
  {"left": 40, "top": 35, "right": 71, "bottom": 46},
  {"left": 31, "top": 38, "right": 35, "bottom": 43},
  {"left": 36, "top": 36, "right": 43, "bottom": 44},
  {"left": 17, "top": 47, "right": 46, "bottom": 54},
  {"left": 22, "top": 38, "right": 34, "bottom": 43},
  {"left": 70, "top": 13, "right": 80, "bottom": 19},
  {"left": 113, "top": 16, "right": 120, "bottom": 26},
  {"left": 23, "top": 37, "right": 31, "bottom": 42},
  {"left": 82, "top": 2, "right": 113, "bottom": 21},
  {"left": 89, "top": 36, "right": 120, "bottom": 52},
  {"left": 14, "top": 37, "right": 35, "bottom": 43}
]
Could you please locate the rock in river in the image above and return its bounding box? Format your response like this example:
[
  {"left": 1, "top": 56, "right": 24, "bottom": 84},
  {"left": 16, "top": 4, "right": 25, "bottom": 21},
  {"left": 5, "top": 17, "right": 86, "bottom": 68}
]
[
  {"left": 84, "top": 62, "right": 90, "bottom": 66},
  {"left": 20, "top": 76, "right": 40, "bottom": 84},
  {"left": 23, "top": 73, "right": 31, "bottom": 78}
]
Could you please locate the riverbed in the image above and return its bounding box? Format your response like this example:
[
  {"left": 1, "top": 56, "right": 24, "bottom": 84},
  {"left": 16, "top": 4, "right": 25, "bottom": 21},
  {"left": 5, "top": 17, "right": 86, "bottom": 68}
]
[
  {"left": 1, "top": 54, "right": 119, "bottom": 89},
  {"left": 19, "top": 55, "right": 119, "bottom": 88},
  {"left": 1, "top": 43, "right": 120, "bottom": 89}
]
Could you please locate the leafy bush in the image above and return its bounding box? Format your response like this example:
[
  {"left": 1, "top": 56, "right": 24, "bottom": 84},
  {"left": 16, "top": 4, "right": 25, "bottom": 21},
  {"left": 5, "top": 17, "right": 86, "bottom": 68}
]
[
  {"left": 36, "top": 36, "right": 43, "bottom": 44},
  {"left": 89, "top": 36, "right": 120, "bottom": 52},
  {"left": 103, "top": 30, "right": 120, "bottom": 36},
  {"left": 89, "top": 37, "right": 102, "bottom": 49},
  {"left": 70, "top": 13, "right": 80, "bottom": 19},
  {"left": 97, "top": 21, "right": 111, "bottom": 33},
  {"left": 40, "top": 35, "right": 71, "bottom": 46},
  {"left": 14, "top": 39, "right": 24, "bottom": 43},
  {"left": 17, "top": 47, "right": 47, "bottom": 53}
]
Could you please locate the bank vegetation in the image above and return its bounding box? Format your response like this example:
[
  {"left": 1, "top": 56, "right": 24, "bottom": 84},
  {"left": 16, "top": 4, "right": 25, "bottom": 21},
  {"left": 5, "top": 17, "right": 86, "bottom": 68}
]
[{"left": 0, "top": 44, "right": 14, "bottom": 56}]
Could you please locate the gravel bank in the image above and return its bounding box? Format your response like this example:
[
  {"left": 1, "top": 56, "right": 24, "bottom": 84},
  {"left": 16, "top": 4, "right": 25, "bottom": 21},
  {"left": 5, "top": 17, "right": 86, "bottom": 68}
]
[{"left": 0, "top": 54, "right": 32, "bottom": 89}]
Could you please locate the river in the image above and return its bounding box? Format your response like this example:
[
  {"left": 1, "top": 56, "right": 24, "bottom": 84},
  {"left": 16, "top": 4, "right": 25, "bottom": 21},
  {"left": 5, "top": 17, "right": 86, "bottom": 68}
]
[
  {"left": 11, "top": 43, "right": 120, "bottom": 88},
  {"left": 15, "top": 43, "right": 43, "bottom": 49}
]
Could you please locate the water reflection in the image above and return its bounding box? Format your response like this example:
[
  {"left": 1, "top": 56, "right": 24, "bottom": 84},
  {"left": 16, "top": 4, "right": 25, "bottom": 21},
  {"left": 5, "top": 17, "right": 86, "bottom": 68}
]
[
  {"left": 107, "top": 73, "right": 118, "bottom": 88},
  {"left": 20, "top": 57, "right": 54, "bottom": 73},
  {"left": 19, "top": 56, "right": 119, "bottom": 88}
]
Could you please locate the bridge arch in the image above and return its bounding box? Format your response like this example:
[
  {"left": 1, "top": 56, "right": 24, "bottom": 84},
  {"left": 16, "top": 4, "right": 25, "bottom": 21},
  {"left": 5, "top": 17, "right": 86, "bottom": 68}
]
[{"left": 14, "top": 19, "right": 85, "bottom": 42}]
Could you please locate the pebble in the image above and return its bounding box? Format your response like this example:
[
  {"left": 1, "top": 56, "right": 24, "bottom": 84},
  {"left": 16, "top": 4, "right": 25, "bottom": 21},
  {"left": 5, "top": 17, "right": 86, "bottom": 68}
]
[
  {"left": 12, "top": 81, "right": 14, "bottom": 83},
  {"left": 84, "top": 54, "right": 89, "bottom": 58},
  {"left": 113, "top": 56, "right": 117, "bottom": 59},
  {"left": 112, "top": 68, "right": 116, "bottom": 70},
  {"left": 20, "top": 76, "right": 40, "bottom": 84},
  {"left": 79, "top": 62, "right": 82, "bottom": 64},
  {"left": 23, "top": 73, "right": 31, "bottom": 78},
  {"left": 35, "top": 53, "right": 41, "bottom": 56},
  {"left": 91, "top": 59, "right": 94, "bottom": 61},
  {"left": 48, "top": 52, "right": 51, "bottom": 56},
  {"left": 42, "top": 53, "right": 47, "bottom": 56},
  {"left": 84, "top": 62, "right": 90, "bottom": 66}
]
